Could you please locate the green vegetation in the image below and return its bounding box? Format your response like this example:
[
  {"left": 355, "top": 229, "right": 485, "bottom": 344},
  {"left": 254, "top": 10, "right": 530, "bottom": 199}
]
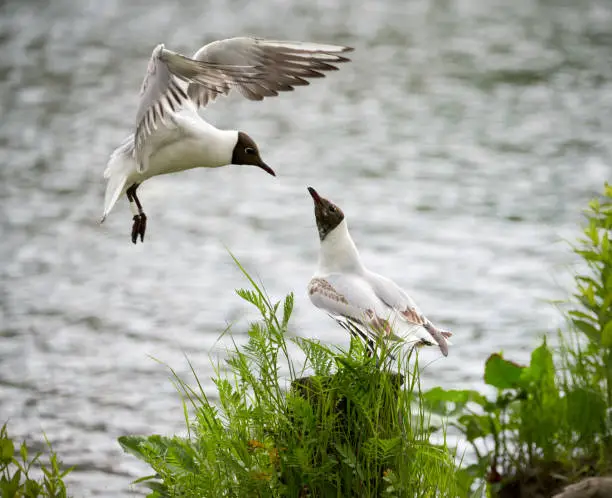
[
  {"left": 119, "top": 183, "right": 611, "bottom": 497},
  {"left": 119, "top": 258, "right": 459, "bottom": 497},
  {"left": 3, "top": 183, "right": 608, "bottom": 497},
  {"left": 0, "top": 423, "right": 72, "bottom": 498},
  {"left": 423, "top": 182, "right": 612, "bottom": 497}
]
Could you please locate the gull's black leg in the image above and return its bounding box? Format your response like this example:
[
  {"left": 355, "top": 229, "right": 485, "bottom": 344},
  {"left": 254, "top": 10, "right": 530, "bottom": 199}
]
[
  {"left": 126, "top": 183, "right": 146, "bottom": 244},
  {"left": 337, "top": 317, "right": 377, "bottom": 359},
  {"left": 132, "top": 186, "right": 147, "bottom": 243}
]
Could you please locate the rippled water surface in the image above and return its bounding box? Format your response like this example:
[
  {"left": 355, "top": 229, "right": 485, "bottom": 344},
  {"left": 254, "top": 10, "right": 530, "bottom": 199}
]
[{"left": 1, "top": 0, "right": 611, "bottom": 495}]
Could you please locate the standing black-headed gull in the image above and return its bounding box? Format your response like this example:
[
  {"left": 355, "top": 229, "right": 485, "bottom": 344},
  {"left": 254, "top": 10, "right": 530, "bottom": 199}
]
[
  {"left": 101, "top": 37, "right": 353, "bottom": 244},
  {"left": 306, "top": 187, "right": 452, "bottom": 357}
]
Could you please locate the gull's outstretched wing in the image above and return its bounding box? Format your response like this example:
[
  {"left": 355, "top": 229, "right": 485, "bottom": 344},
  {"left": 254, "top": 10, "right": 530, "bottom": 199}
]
[
  {"left": 187, "top": 37, "right": 353, "bottom": 107},
  {"left": 134, "top": 44, "right": 260, "bottom": 172}
]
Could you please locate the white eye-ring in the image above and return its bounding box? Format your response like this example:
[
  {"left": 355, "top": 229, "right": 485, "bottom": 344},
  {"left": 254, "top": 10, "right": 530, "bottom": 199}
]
[
  {"left": 245, "top": 147, "right": 255, "bottom": 155},
  {"left": 329, "top": 205, "right": 337, "bottom": 213}
]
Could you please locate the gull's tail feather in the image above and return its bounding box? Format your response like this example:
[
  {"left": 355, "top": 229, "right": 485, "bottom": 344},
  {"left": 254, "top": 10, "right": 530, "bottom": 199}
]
[
  {"left": 422, "top": 323, "right": 451, "bottom": 357},
  {"left": 101, "top": 172, "right": 127, "bottom": 223},
  {"left": 100, "top": 137, "right": 133, "bottom": 223},
  {"left": 388, "top": 316, "right": 451, "bottom": 357}
]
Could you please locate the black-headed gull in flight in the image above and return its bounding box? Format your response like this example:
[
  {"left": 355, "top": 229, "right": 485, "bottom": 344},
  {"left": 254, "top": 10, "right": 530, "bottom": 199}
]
[
  {"left": 101, "top": 37, "right": 353, "bottom": 243},
  {"left": 306, "top": 187, "right": 452, "bottom": 357}
]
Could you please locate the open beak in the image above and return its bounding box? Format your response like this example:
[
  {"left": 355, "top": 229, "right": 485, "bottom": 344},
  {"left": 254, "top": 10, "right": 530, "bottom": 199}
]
[
  {"left": 257, "top": 161, "right": 276, "bottom": 176},
  {"left": 307, "top": 186, "right": 323, "bottom": 205}
]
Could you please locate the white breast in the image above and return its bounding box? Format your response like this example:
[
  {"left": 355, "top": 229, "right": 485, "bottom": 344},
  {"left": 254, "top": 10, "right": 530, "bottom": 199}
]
[
  {"left": 316, "top": 220, "right": 366, "bottom": 275},
  {"left": 130, "top": 107, "right": 238, "bottom": 183}
]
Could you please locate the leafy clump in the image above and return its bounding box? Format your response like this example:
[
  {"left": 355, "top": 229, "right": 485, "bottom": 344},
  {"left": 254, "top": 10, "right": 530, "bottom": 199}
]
[
  {"left": 119, "top": 257, "right": 459, "bottom": 497},
  {"left": 0, "top": 423, "right": 72, "bottom": 498},
  {"left": 424, "top": 342, "right": 566, "bottom": 494},
  {"left": 424, "top": 182, "right": 612, "bottom": 497}
]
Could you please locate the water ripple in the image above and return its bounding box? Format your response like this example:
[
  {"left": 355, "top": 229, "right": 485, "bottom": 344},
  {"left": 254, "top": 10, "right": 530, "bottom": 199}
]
[{"left": 1, "top": 0, "right": 610, "bottom": 495}]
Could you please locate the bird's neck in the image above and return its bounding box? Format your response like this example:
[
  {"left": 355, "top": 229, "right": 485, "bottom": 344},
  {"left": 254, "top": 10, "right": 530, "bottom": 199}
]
[
  {"left": 209, "top": 128, "right": 239, "bottom": 167},
  {"left": 317, "top": 219, "right": 365, "bottom": 274},
  {"left": 178, "top": 105, "right": 238, "bottom": 167},
  {"left": 196, "top": 122, "right": 238, "bottom": 168}
]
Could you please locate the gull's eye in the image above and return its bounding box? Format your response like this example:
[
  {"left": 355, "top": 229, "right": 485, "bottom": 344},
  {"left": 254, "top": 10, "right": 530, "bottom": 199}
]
[
  {"left": 328, "top": 205, "right": 337, "bottom": 213},
  {"left": 245, "top": 147, "right": 255, "bottom": 155}
]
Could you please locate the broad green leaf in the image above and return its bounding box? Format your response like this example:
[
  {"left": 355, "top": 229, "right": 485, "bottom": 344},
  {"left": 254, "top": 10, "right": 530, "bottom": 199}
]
[
  {"left": 0, "top": 438, "right": 14, "bottom": 464},
  {"left": 422, "top": 387, "right": 488, "bottom": 415},
  {"left": 484, "top": 353, "right": 525, "bottom": 389},
  {"left": 24, "top": 478, "right": 41, "bottom": 496},
  {"left": 527, "top": 341, "right": 554, "bottom": 379}
]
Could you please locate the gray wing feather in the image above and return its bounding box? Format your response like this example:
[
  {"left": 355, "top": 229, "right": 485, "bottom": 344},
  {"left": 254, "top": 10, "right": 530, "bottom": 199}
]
[
  {"left": 308, "top": 274, "right": 384, "bottom": 317},
  {"left": 134, "top": 44, "right": 260, "bottom": 171},
  {"left": 307, "top": 274, "right": 433, "bottom": 352},
  {"left": 309, "top": 273, "right": 450, "bottom": 356},
  {"left": 187, "top": 37, "right": 353, "bottom": 108},
  {"left": 308, "top": 274, "right": 390, "bottom": 353},
  {"left": 366, "top": 271, "right": 451, "bottom": 356},
  {"left": 365, "top": 271, "right": 420, "bottom": 311}
]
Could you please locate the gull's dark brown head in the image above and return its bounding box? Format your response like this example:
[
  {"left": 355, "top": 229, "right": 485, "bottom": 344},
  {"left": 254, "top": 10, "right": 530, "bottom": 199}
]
[
  {"left": 232, "top": 131, "right": 275, "bottom": 176},
  {"left": 307, "top": 187, "right": 345, "bottom": 241}
]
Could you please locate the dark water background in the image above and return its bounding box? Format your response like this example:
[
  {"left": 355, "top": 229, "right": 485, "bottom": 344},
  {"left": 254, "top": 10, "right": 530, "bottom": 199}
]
[{"left": 1, "top": 0, "right": 611, "bottom": 494}]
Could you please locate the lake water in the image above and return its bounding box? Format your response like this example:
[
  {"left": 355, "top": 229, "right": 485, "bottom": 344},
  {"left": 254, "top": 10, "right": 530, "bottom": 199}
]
[{"left": 1, "top": 0, "right": 611, "bottom": 495}]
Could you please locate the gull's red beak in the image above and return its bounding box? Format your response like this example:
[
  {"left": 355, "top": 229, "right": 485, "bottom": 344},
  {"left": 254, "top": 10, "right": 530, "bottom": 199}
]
[{"left": 307, "top": 186, "right": 323, "bottom": 205}]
